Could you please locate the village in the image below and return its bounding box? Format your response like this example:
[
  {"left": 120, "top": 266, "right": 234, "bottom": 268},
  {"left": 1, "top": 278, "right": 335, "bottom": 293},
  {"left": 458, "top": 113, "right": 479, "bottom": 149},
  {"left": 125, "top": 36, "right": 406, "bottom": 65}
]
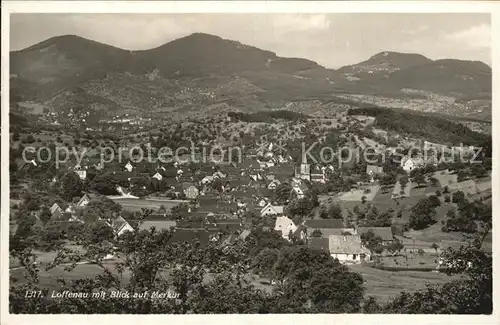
[{"left": 10, "top": 111, "right": 493, "bottom": 302}]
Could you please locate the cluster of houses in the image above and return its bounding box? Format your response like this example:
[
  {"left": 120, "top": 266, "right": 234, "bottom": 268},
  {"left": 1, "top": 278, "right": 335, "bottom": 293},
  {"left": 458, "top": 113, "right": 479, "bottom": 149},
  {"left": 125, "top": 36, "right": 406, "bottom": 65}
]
[{"left": 273, "top": 216, "right": 395, "bottom": 264}]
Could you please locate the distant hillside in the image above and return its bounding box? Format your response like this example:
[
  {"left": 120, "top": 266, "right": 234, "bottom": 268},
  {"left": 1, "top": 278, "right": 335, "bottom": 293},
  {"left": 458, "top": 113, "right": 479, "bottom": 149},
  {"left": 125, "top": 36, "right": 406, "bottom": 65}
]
[
  {"left": 338, "top": 51, "right": 433, "bottom": 77},
  {"left": 373, "top": 59, "right": 492, "bottom": 97},
  {"left": 10, "top": 33, "right": 492, "bottom": 121}
]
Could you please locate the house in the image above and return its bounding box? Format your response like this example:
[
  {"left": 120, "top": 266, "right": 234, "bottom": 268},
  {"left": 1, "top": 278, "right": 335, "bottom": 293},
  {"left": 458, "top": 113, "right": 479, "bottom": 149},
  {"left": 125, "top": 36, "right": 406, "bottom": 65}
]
[
  {"left": 215, "top": 219, "right": 243, "bottom": 233},
  {"left": 213, "top": 171, "right": 227, "bottom": 179},
  {"left": 50, "top": 203, "right": 63, "bottom": 219},
  {"left": 168, "top": 229, "right": 210, "bottom": 248},
  {"left": 184, "top": 185, "right": 200, "bottom": 200},
  {"left": 74, "top": 164, "right": 87, "bottom": 180},
  {"left": 76, "top": 193, "right": 98, "bottom": 208},
  {"left": 201, "top": 175, "right": 214, "bottom": 185},
  {"left": 304, "top": 219, "right": 354, "bottom": 238},
  {"left": 152, "top": 172, "right": 163, "bottom": 181},
  {"left": 308, "top": 237, "right": 330, "bottom": 253},
  {"left": 357, "top": 227, "right": 394, "bottom": 244},
  {"left": 125, "top": 161, "right": 134, "bottom": 172},
  {"left": 256, "top": 198, "right": 269, "bottom": 207},
  {"left": 260, "top": 203, "right": 285, "bottom": 217},
  {"left": 250, "top": 172, "right": 264, "bottom": 182},
  {"left": 267, "top": 179, "right": 281, "bottom": 190},
  {"left": 111, "top": 216, "right": 134, "bottom": 237},
  {"left": 401, "top": 156, "right": 424, "bottom": 173},
  {"left": 292, "top": 182, "right": 308, "bottom": 199},
  {"left": 274, "top": 216, "right": 297, "bottom": 241},
  {"left": 328, "top": 234, "right": 371, "bottom": 264}
]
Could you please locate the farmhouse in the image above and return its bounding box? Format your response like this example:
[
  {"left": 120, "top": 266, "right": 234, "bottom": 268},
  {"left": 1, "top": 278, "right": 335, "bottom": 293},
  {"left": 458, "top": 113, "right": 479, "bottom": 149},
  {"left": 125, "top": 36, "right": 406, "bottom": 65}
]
[
  {"left": 111, "top": 216, "right": 134, "bottom": 237},
  {"left": 274, "top": 216, "right": 297, "bottom": 241},
  {"left": 168, "top": 229, "right": 210, "bottom": 248},
  {"left": 76, "top": 193, "right": 98, "bottom": 208},
  {"left": 357, "top": 227, "right": 394, "bottom": 244},
  {"left": 125, "top": 161, "right": 134, "bottom": 172},
  {"left": 328, "top": 234, "right": 371, "bottom": 264},
  {"left": 292, "top": 182, "right": 308, "bottom": 199},
  {"left": 74, "top": 164, "right": 87, "bottom": 180},
  {"left": 152, "top": 172, "right": 163, "bottom": 181},
  {"left": 139, "top": 220, "right": 177, "bottom": 232},
  {"left": 50, "top": 203, "right": 63, "bottom": 219},
  {"left": 308, "top": 237, "right": 330, "bottom": 253},
  {"left": 401, "top": 156, "right": 424, "bottom": 173},
  {"left": 304, "top": 219, "right": 354, "bottom": 238},
  {"left": 260, "top": 203, "right": 284, "bottom": 217}
]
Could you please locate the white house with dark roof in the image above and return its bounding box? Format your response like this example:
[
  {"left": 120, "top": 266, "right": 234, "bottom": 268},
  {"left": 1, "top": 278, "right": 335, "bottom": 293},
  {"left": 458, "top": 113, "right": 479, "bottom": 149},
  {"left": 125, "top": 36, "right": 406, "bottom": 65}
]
[
  {"left": 125, "top": 161, "right": 134, "bottom": 172},
  {"left": 274, "top": 216, "right": 297, "bottom": 241},
  {"left": 328, "top": 234, "right": 371, "bottom": 264},
  {"left": 111, "top": 216, "right": 134, "bottom": 237},
  {"left": 260, "top": 203, "right": 285, "bottom": 217},
  {"left": 152, "top": 172, "right": 163, "bottom": 181},
  {"left": 50, "top": 203, "right": 63, "bottom": 218},
  {"left": 267, "top": 179, "right": 281, "bottom": 190}
]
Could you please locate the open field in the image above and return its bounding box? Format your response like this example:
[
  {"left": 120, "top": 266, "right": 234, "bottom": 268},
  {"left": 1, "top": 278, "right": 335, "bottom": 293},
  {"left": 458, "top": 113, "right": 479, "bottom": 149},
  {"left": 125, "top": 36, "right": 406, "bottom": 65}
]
[
  {"left": 110, "top": 198, "right": 181, "bottom": 213},
  {"left": 338, "top": 185, "right": 380, "bottom": 202},
  {"left": 348, "top": 264, "right": 461, "bottom": 304}
]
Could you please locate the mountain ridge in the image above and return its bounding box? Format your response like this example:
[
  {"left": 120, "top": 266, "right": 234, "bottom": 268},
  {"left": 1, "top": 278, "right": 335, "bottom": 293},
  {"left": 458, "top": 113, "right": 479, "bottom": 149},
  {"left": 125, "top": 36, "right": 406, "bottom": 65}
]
[{"left": 10, "top": 33, "right": 492, "bottom": 121}]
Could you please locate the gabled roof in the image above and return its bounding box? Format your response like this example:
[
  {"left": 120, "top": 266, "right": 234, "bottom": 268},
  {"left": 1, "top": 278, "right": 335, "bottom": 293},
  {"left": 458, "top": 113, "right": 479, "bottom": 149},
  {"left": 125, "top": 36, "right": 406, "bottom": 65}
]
[
  {"left": 357, "top": 227, "right": 394, "bottom": 241},
  {"left": 260, "top": 203, "right": 284, "bottom": 215},
  {"left": 304, "top": 219, "right": 344, "bottom": 229},
  {"left": 139, "top": 220, "right": 177, "bottom": 232},
  {"left": 308, "top": 237, "right": 330, "bottom": 253},
  {"left": 328, "top": 235, "right": 370, "bottom": 255},
  {"left": 50, "top": 203, "right": 62, "bottom": 214},
  {"left": 111, "top": 216, "right": 129, "bottom": 233},
  {"left": 168, "top": 229, "right": 210, "bottom": 247}
]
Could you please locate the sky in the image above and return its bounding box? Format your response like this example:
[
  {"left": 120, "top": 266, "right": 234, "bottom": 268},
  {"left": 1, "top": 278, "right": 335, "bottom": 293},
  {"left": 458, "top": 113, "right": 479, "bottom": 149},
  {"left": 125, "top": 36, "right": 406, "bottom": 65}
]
[{"left": 10, "top": 13, "right": 491, "bottom": 68}]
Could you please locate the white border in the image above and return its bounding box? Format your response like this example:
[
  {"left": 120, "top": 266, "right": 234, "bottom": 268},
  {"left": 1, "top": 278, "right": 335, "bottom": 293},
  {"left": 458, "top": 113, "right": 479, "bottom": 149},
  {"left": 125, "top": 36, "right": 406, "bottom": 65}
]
[{"left": 1, "top": 1, "right": 499, "bottom": 325}]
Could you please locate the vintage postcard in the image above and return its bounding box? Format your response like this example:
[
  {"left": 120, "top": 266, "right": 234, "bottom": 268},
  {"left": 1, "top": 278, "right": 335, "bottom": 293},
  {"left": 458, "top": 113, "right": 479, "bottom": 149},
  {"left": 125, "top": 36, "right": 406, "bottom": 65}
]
[{"left": 1, "top": 1, "right": 498, "bottom": 324}]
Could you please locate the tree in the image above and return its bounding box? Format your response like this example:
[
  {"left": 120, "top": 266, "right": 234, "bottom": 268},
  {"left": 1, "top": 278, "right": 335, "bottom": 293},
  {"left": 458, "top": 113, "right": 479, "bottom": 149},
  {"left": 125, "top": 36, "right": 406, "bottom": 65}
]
[
  {"left": 384, "top": 235, "right": 492, "bottom": 314},
  {"left": 428, "top": 195, "right": 441, "bottom": 208},
  {"left": 413, "top": 173, "right": 426, "bottom": 187},
  {"left": 327, "top": 203, "right": 343, "bottom": 219},
  {"left": 39, "top": 207, "right": 52, "bottom": 225},
  {"left": 428, "top": 176, "right": 439, "bottom": 187},
  {"left": 360, "top": 230, "right": 383, "bottom": 255},
  {"left": 452, "top": 191, "right": 466, "bottom": 206},
  {"left": 409, "top": 198, "right": 436, "bottom": 230},
  {"left": 13, "top": 131, "right": 20, "bottom": 141},
  {"left": 59, "top": 172, "right": 84, "bottom": 201},
  {"left": 275, "top": 183, "right": 292, "bottom": 205},
  {"left": 387, "top": 240, "right": 404, "bottom": 255}
]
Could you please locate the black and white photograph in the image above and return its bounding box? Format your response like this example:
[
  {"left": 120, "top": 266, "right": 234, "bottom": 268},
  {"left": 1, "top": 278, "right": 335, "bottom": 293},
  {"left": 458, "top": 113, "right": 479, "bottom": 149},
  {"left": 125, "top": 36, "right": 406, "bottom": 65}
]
[{"left": 1, "top": 1, "right": 497, "bottom": 322}]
